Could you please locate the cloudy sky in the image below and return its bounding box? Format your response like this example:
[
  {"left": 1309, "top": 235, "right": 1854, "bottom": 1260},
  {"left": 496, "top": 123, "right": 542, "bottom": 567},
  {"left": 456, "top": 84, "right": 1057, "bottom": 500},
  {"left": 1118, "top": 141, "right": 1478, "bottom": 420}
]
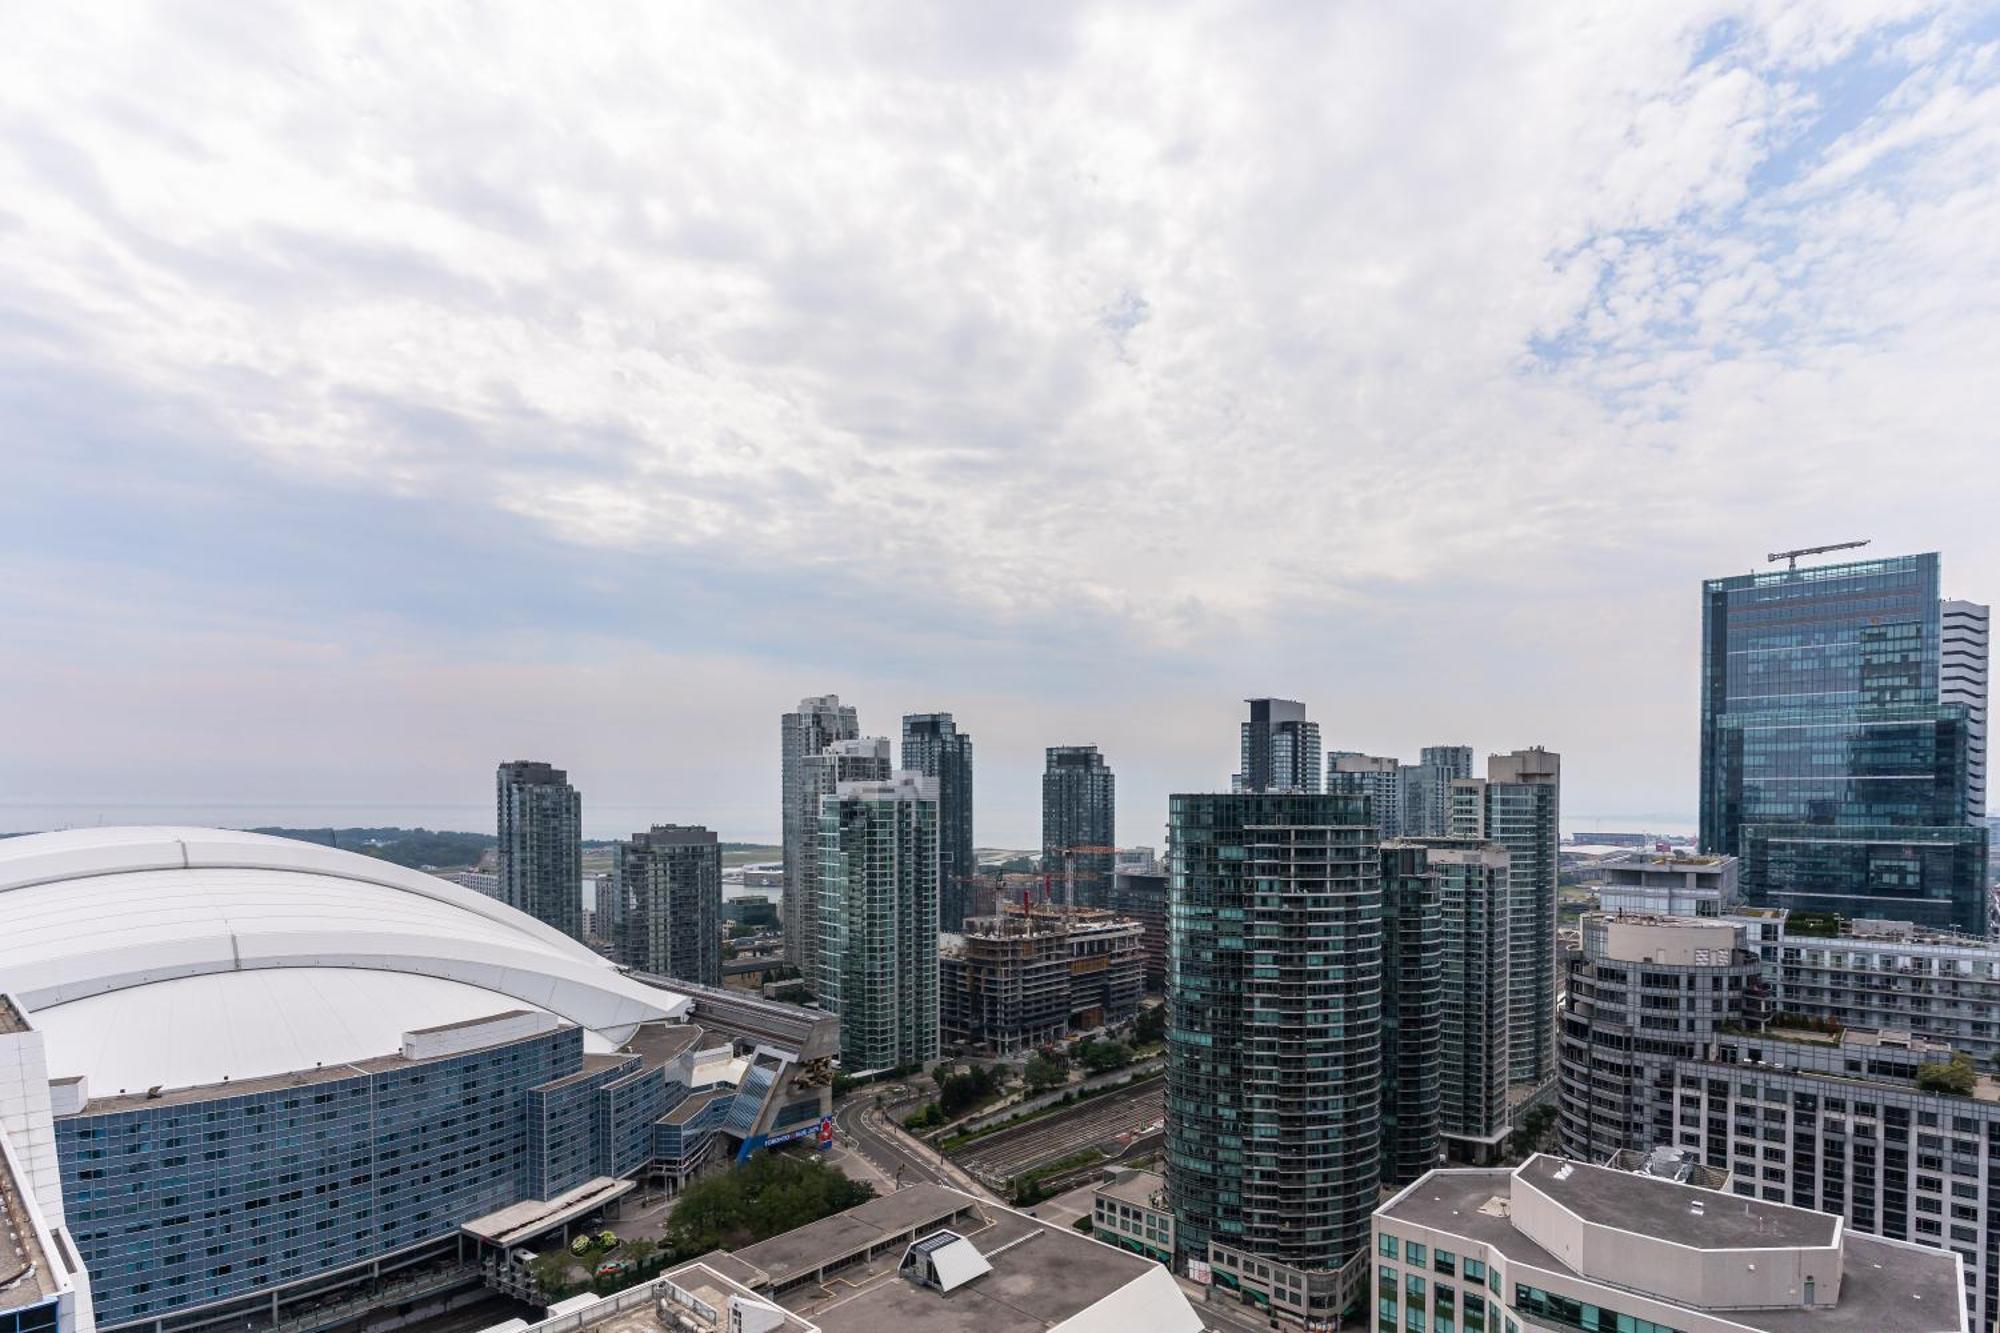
[{"left": 4, "top": 2, "right": 1997, "bottom": 845}]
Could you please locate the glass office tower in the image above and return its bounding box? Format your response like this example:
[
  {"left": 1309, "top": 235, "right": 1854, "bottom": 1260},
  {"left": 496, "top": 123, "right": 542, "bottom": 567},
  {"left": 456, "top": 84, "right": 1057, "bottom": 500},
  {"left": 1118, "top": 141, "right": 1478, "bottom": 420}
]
[{"left": 1700, "top": 552, "right": 1988, "bottom": 935}]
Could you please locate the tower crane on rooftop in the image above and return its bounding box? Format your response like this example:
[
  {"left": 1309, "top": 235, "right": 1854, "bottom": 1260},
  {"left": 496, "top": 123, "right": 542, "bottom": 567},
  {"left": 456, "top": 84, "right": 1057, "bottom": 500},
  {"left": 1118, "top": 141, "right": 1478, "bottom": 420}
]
[{"left": 1767, "top": 539, "right": 1869, "bottom": 570}]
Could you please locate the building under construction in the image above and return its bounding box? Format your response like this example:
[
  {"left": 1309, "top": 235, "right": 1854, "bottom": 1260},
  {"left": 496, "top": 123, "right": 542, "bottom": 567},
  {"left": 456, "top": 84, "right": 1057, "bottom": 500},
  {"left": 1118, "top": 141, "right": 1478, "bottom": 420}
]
[{"left": 941, "top": 906, "right": 1146, "bottom": 1053}]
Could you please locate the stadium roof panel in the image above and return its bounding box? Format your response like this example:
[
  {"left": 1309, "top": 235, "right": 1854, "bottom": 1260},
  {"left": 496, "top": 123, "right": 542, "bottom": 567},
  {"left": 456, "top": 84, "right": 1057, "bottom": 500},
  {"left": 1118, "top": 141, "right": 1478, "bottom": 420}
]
[{"left": 0, "top": 827, "right": 689, "bottom": 1095}]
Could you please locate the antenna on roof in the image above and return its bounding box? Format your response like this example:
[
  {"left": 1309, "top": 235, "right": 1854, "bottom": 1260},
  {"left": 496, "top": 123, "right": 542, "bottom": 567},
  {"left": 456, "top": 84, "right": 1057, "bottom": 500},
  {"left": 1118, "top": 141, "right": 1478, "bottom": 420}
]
[{"left": 1767, "top": 540, "right": 1869, "bottom": 571}]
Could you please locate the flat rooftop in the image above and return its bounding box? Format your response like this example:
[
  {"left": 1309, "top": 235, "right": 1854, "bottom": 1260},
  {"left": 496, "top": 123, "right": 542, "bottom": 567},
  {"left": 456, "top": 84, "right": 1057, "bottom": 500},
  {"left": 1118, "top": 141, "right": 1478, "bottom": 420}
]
[
  {"left": 617, "top": 1021, "right": 709, "bottom": 1069},
  {"left": 1095, "top": 1167, "right": 1167, "bottom": 1209},
  {"left": 1519, "top": 1154, "right": 1838, "bottom": 1251},
  {"left": 1382, "top": 1166, "right": 1964, "bottom": 1333},
  {"left": 660, "top": 1088, "right": 733, "bottom": 1127},
  {"left": 531, "top": 1053, "right": 637, "bottom": 1094},
  {"left": 768, "top": 1191, "right": 1172, "bottom": 1333},
  {"left": 462, "top": 1176, "right": 635, "bottom": 1249},
  {"left": 69, "top": 1011, "right": 581, "bottom": 1115},
  {"left": 0, "top": 1144, "right": 59, "bottom": 1312},
  {"left": 406, "top": 1008, "right": 533, "bottom": 1036},
  {"left": 733, "top": 1184, "right": 976, "bottom": 1287}
]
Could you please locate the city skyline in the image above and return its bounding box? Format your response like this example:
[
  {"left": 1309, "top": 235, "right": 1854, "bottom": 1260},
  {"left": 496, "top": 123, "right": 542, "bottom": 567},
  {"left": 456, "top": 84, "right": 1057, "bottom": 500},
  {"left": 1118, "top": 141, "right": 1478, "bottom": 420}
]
[{"left": 6, "top": 5, "right": 1999, "bottom": 847}]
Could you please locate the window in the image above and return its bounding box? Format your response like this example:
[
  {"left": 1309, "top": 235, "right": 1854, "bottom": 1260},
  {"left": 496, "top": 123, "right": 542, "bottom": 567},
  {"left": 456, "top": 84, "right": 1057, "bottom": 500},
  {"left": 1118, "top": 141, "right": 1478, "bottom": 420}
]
[
  {"left": 1407, "top": 1242, "right": 1428, "bottom": 1267},
  {"left": 1435, "top": 1249, "right": 1457, "bottom": 1276},
  {"left": 1380, "top": 1233, "right": 1400, "bottom": 1259},
  {"left": 1407, "top": 1273, "right": 1427, "bottom": 1299},
  {"left": 1464, "top": 1258, "right": 1487, "bottom": 1285},
  {"left": 1512, "top": 1284, "right": 1684, "bottom": 1333}
]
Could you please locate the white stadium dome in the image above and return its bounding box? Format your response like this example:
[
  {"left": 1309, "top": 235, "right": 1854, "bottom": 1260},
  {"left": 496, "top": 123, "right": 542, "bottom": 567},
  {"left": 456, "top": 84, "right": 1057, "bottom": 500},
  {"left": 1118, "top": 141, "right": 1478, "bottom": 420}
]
[{"left": 0, "top": 826, "right": 687, "bottom": 1094}]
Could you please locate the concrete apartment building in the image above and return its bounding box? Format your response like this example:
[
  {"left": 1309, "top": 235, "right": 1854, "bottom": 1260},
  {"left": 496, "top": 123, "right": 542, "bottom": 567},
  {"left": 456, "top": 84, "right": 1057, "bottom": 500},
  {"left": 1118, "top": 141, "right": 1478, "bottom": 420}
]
[
  {"left": 1556, "top": 913, "right": 1766, "bottom": 1163},
  {"left": 1405, "top": 837, "right": 1513, "bottom": 1161},
  {"left": 939, "top": 907, "right": 1144, "bottom": 1053},
  {"left": 1597, "top": 853, "right": 1742, "bottom": 917},
  {"left": 1669, "top": 1023, "right": 2000, "bottom": 1329},
  {"left": 1374, "top": 1154, "right": 1967, "bottom": 1333},
  {"left": 1451, "top": 747, "right": 1563, "bottom": 1088},
  {"left": 1235, "top": 697, "right": 1322, "bottom": 794}
]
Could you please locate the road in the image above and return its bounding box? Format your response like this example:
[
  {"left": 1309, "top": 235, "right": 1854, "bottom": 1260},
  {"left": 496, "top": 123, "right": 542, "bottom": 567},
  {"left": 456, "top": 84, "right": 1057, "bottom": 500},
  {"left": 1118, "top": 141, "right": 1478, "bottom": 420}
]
[
  {"left": 951, "top": 1076, "right": 1164, "bottom": 1181},
  {"left": 828, "top": 1086, "right": 995, "bottom": 1197}
]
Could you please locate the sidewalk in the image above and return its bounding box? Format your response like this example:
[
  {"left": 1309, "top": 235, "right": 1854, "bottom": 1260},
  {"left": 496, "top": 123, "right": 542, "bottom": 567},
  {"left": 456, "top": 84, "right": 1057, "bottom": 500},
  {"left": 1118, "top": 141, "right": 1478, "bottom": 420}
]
[{"left": 859, "top": 1102, "right": 999, "bottom": 1200}]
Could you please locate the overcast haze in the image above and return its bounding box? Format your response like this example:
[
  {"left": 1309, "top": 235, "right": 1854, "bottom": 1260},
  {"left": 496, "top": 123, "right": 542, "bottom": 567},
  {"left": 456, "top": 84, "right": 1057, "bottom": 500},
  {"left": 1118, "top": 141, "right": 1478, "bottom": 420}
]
[{"left": 4, "top": 2, "right": 1998, "bottom": 845}]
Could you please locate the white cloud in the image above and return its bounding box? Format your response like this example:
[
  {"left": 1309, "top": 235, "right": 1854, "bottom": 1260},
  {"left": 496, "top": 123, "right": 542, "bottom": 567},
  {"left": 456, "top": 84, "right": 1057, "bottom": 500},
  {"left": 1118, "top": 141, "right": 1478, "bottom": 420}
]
[{"left": 2, "top": 0, "right": 1997, "bottom": 837}]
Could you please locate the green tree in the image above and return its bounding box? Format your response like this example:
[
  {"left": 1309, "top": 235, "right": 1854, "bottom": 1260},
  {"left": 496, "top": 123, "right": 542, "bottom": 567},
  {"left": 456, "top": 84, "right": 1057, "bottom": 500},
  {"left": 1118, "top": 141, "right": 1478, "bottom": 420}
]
[
  {"left": 528, "top": 1252, "right": 575, "bottom": 1299},
  {"left": 1076, "top": 1040, "right": 1132, "bottom": 1075},
  {"left": 938, "top": 1065, "right": 999, "bottom": 1117},
  {"left": 1917, "top": 1053, "right": 1978, "bottom": 1096},
  {"left": 1024, "top": 1050, "right": 1069, "bottom": 1094},
  {"left": 666, "top": 1152, "right": 876, "bottom": 1257},
  {"left": 1134, "top": 1005, "right": 1167, "bottom": 1045}
]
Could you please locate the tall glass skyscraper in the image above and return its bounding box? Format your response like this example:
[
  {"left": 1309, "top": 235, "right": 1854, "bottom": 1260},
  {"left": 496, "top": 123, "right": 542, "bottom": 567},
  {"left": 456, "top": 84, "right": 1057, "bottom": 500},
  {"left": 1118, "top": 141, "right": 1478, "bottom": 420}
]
[
  {"left": 612, "top": 824, "right": 722, "bottom": 987},
  {"left": 796, "top": 737, "right": 891, "bottom": 991},
  {"left": 1700, "top": 552, "right": 1989, "bottom": 935},
  {"left": 817, "top": 773, "right": 940, "bottom": 1071},
  {"left": 780, "top": 694, "right": 859, "bottom": 969},
  {"left": 1042, "top": 745, "right": 1115, "bottom": 907},
  {"left": 1378, "top": 843, "right": 1442, "bottom": 1187},
  {"left": 1447, "top": 748, "right": 1561, "bottom": 1087},
  {"left": 1165, "top": 791, "right": 1382, "bottom": 1306},
  {"left": 1234, "top": 698, "right": 1322, "bottom": 793},
  {"left": 902, "top": 713, "right": 975, "bottom": 931},
  {"left": 495, "top": 760, "right": 583, "bottom": 939}
]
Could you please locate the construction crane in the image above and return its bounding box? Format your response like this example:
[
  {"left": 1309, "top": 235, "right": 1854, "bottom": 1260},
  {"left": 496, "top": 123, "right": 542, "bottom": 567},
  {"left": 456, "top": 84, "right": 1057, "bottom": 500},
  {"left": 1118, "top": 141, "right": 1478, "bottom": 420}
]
[
  {"left": 1767, "top": 539, "right": 1869, "bottom": 571},
  {"left": 1058, "top": 844, "right": 1118, "bottom": 912}
]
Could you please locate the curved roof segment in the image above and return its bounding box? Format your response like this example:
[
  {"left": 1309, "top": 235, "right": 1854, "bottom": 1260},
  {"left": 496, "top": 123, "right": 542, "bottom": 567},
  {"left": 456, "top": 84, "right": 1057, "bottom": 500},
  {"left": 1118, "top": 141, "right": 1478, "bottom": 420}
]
[{"left": 0, "top": 827, "right": 687, "bottom": 1091}]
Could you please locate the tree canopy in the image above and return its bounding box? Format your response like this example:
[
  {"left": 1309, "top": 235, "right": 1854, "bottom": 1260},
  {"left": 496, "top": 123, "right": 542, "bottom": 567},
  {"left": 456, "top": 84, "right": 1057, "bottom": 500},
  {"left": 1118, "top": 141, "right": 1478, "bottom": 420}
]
[{"left": 666, "top": 1152, "right": 875, "bottom": 1256}]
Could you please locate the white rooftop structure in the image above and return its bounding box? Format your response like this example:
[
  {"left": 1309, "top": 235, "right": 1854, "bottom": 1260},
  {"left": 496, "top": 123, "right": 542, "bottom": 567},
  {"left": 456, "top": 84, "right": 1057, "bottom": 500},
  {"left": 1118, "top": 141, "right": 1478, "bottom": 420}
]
[{"left": 0, "top": 827, "right": 689, "bottom": 1095}]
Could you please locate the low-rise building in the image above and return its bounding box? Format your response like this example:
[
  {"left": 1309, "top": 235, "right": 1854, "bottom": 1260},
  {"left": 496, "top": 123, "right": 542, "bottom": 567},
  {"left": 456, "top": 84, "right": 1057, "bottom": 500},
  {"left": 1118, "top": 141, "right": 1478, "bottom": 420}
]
[
  {"left": 1091, "top": 1168, "right": 1174, "bottom": 1266},
  {"left": 1597, "top": 853, "right": 1741, "bottom": 916},
  {"left": 1376, "top": 1153, "right": 1968, "bottom": 1333},
  {"left": 496, "top": 1183, "right": 1204, "bottom": 1333}
]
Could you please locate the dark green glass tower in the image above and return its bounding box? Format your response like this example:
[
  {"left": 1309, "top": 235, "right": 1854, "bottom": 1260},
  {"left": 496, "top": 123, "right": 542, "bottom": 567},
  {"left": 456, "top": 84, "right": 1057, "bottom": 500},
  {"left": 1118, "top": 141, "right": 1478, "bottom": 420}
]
[
  {"left": 1165, "top": 791, "right": 1381, "bottom": 1287},
  {"left": 1378, "top": 843, "right": 1442, "bottom": 1185},
  {"left": 1700, "top": 552, "right": 1987, "bottom": 934}
]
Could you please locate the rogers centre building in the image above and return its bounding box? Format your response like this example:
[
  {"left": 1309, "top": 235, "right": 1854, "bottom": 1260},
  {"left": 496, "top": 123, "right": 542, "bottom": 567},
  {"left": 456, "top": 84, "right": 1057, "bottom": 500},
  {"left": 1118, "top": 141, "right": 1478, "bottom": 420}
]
[{"left": 0, "top": 829, "right": 837, "bottom": 1333}]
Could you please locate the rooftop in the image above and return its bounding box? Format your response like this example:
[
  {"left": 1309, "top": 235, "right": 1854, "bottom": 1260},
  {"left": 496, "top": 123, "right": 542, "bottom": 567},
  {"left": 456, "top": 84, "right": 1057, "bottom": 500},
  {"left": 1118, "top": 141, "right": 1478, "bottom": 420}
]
[
  {"left": 1094, "top": 1167, "right": 1168, "bottom": 1210},
  {"left": 763, "top": 1187, "right": 1194, "bottom": 1333},
  {"left": 733, "top": 1184, "right": 975, "bottom": 1287},
  {"left": 0, "top": 1136, "right": 59, "bottom": 1312},
  {"left": 617, "top": 1021, "right": 708, "bottom": 1069},
  {"left": 1520, "top": 1154, "right": 1837, "bottom": 1251},
  {"left": 531, "top": 1053, "right": 638, "bottom": 1094},
  {"left": 659, "top": 1088, "right": 734, "bottom": 1127},
  {"left": 462, "top": 1176, "right": 635, "bottom": 1249},
  {"left": 1381, "top": 1163, "right": 1965, "bottom": 1333}
]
